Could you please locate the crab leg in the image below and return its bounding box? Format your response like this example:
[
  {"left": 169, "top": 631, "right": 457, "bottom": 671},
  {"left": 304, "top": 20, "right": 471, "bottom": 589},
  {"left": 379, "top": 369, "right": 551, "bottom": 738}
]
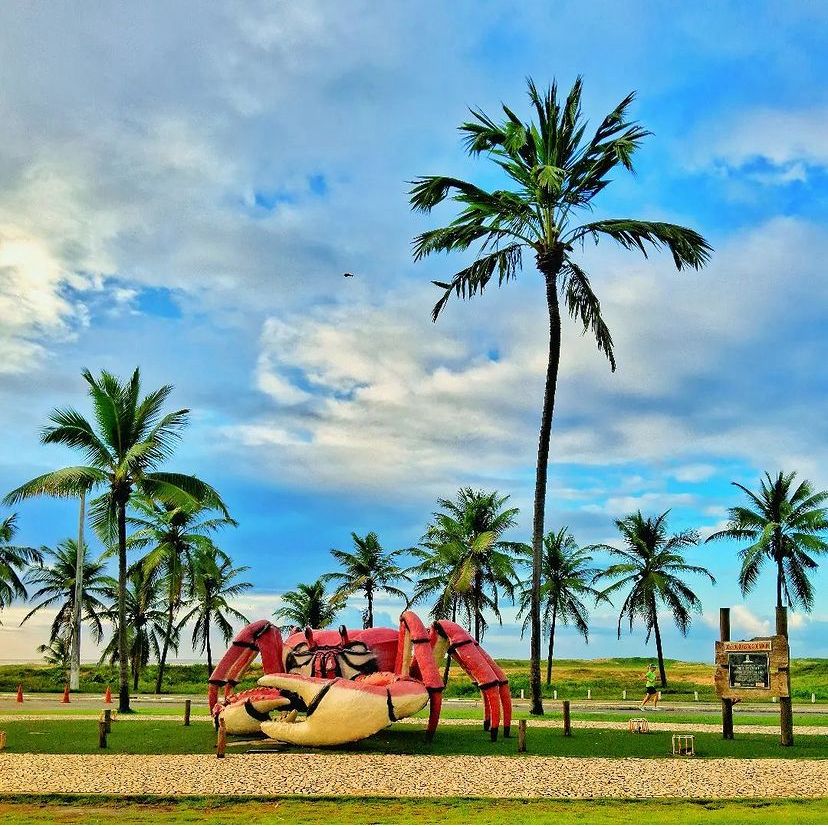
[
  {"left": 398, "top": 610, "right": 444, "bottom": 741},
  {"left": 432, "top": 619, "right": 510, "bottom": 740},
  {"left": 208, "top": 620, "right": 285, "bottom": 709}
]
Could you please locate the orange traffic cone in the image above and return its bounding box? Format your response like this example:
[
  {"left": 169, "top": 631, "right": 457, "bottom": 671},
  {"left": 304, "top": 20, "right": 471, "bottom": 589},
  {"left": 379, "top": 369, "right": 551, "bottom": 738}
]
[
  {"left": 104, "top": 686, "right": 112, "bottom": 704},
  {"left": 61, "top": 684, "right": 70, "bottom": 704},
  {"left": 16, "top": 684, "right": 23, "bottom": 704}
]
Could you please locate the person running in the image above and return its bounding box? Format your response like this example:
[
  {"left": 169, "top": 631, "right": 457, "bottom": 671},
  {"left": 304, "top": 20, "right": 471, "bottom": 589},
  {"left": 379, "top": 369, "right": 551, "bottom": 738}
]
[{"left": 639, "top": 664, "right": 659, "bottom": 711}]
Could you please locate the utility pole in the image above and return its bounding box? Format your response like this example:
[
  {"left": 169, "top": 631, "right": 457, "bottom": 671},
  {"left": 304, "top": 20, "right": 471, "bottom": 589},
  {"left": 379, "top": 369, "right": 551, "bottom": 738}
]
[{"left": 69, "top": 490, "right": 86, "bottom": 691}]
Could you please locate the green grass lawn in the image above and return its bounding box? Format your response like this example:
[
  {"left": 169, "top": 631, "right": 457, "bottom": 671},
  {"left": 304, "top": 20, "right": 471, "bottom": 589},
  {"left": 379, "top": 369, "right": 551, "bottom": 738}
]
[
  {"left": 1, "top": 795, "right": 827, "bottom": 824},
  {"left": 1, "top": 718, "right": 826, "bottom": 758},
  {"left": 4, "top": 657, "right": 828, "bottom": 702}
]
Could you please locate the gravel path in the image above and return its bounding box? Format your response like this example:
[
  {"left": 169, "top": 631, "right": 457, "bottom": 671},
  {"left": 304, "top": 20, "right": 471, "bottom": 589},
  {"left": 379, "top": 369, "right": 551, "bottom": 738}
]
[
  {"left": 1, "top": 753, "right": 827, "bottom": 799},
  {"left": 2, "top": 714, "right": 827, "bottom": 736}
]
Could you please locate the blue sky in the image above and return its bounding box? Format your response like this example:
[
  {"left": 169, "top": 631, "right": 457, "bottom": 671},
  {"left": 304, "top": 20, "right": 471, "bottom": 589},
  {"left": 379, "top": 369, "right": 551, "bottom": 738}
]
[{"left": 1, "top": 2, "right": 827, "bottom": 666}]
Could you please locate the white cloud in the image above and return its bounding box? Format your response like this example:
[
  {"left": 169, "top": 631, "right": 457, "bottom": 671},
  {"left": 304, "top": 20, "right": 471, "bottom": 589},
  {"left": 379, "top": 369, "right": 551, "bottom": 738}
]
[
  {"left": 673, "top": 464, "right": 717, "bottom": 483},
  {"left": 691, "top": 107, "right": 828, "bottom": 183}
]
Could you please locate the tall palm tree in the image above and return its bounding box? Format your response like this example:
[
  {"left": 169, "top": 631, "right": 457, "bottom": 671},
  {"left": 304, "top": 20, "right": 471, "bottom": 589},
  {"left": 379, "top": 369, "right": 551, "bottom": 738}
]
[
  {"left": 100, "top": 564, "right": 167, "bottom": 690},
  {"left": 409, "top": 78, "right": 712, "bottom": 713},
  {"left": 516, "top": 527, "right": 606, "bottom": 684},
  {"left": 0, "top": 513, "right": 41, "bottom": 616},
  {"left": 127, "top": 495, "right": 237, "bottom": 692},
  {"left": 4, "top": 367, "right": 230, "bottom": 712},
  {"left": 414, "top": 489, "right": 522, "bottom": 643},
  {"left": 184, "top": 550, "right": 251, "bottom": 674},
  {"left": 706, "top": 471, "right": 828, "bottom": 610},
  {"left": 592, "top": 510, "right": 715, "bottom": 687},
  {"left": 323, "top": 532, "right": 410, "bottom": 628},
  {"left": 20, "top": 539, "right": 113, "bottom": 649},
  {"left": 274, "top": 580, "right": 346, "bottom": 631}
]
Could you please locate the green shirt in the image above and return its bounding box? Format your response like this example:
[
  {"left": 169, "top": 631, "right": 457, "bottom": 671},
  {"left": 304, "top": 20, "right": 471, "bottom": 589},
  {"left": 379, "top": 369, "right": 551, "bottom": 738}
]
[{"left": 645, "top": 670, "right": 656, "bottom": 688}]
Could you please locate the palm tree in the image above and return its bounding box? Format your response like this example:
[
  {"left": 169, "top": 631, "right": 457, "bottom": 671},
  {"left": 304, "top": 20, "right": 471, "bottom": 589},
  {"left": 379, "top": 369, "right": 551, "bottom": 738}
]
[
  {"left": 323, "top": 532, "right": 410, "bottom": 628},
  {"left": 20, "top": 539, "right": 113, "bottom": 649},
  {"left": 0, "top": 514, "right": 41, "bottom": 616},
  {"left": 184, "top": 550, "right": 251, "bottom": 674},
  {"left": 592, "top": 510, "right": 715, "bottom": 687},
  {"left": 38, "top": 635, "right": 72, "bottom": 669},
  {"left": 516, "top": 527, "right": 606, "bottom": 685},
  {"left": 409, "top": 78, "right": 712, "bottom": 713},
  {"left": 413, "top": 489, "right": 522, "bottom": 643},
  {"left": 706, "top": 471, "right": 828, "bottom": 610},
  {"left": 100, "top": 564, "right": 168, "bottom": 690},
  {"left": 274, "top": 580, "right": 346, "bottom": 631},
  {"left": 4, "top": 367, "right": 230, "bottom": 712},
  {"left": 127, "top": 495, "right": 237, "bottom": 692}
]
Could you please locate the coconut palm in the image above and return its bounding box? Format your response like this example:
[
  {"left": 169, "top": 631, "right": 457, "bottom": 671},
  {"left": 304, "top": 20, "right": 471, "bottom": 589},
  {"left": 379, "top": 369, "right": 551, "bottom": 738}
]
[
  {"left": 127, "top": 495, "right": 237, "bottom": 692},
  {"left": 37, "top": 635, "right": 72, "bottom": 669},
  {"left": 0, "top": 513, "right": 41, "bottom": 616},
  {"left": 274, "top": 580, "right": 346, "bottom": 631},
  {"left": 184, "top": 550, "right": 251, "bottom": 674},
  {"left": 4, "top": 367, "right": 230, "bottom": 712},
  {"left": 323, "top": 532, "right": 410, "bottom": 629},
  {"left": 410, "top": 78, "right": 712, "bottom": 712},
  {"left": 20, "top": 539, "right": 113, "bottom": 648},
  {"left": 706, "top": 471, "right": 828, "bottom": 611},
  {"left": 100, "top": 564, "right": 168, "bottom": 690},
  {"left": 592, "top": 510, "right": 715, "bottom": 687},
  {"left": 516, "top": 527, "right": 606, "bottom": 684},
  {"left": 413, "top": 489, "right": 522, "bottom": 643}
]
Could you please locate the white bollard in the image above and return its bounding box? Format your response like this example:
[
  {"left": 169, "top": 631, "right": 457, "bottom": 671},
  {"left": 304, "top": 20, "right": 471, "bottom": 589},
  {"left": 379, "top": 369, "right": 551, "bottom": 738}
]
[
  {"left": 657, "top": 691, "right": 662, "bottom": 702},
  {"left": 812, "top": 693, "right": 816, "bottom": 704},
  {"left": 694, "top": 691, "right": 699, "bottom": 702},
  {"left": 772, "top": 696, "right": 777, "bottom": 703},
  {"left": 520, "top": 689, "right": 525, "bottom": 700},
  {"left": 553, "top": 690, "right": 558, "bottom": 700},
  {"left": 623, "top": 690, "right": 627, "bottom": 700},
  {"left": 587, "top": 689, "right": 591, "bottom": 700}
]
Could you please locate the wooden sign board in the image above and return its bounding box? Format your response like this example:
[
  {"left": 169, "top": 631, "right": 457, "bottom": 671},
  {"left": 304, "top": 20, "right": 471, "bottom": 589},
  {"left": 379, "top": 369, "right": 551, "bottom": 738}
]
[{"left": 714, "top": 636, "right": 789, "bottom": 700}]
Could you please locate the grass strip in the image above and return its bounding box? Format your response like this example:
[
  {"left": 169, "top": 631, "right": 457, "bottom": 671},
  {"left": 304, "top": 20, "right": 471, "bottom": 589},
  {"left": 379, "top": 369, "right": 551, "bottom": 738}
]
[{"left": 1, "top": 794, "right": 828, "bottom": 824}]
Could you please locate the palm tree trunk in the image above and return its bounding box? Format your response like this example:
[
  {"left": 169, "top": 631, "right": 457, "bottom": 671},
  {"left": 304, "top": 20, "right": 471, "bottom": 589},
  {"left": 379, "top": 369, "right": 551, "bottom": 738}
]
[
  {"left": 529, "top": 251, "right": 564, "bottom": 715},
  {"left": 155, "top": 602, "right": 175, "bottom": 694},
  {"left": 546, "top": 606, "right": 557, "bottom": 686},
  {"left": 473, "top": 570, "right": 483, "bottom": 643},
  {"left": 117, "top": 499, "right": 131, "bottom": 713},
  {"left": 69, "top": 491, "right": 85, "bottom": 691},
  {"left": 205, "top": 604, "right": 214, "bottom": 675},
  {"left": 776, "top": 557, "right": 784, "bottom": 609},
  {"left": 651, "top": 606, "right": 667, "bottom": 688},
  {"left": 365, "top": 584, "right": 374, "bottom": 629},
  {"left": 443, "top": 597, "right": 457, "bottom": 685}
]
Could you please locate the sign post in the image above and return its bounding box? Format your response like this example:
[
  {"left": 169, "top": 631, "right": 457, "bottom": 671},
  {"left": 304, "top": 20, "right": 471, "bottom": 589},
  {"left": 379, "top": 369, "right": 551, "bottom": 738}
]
[{"left": 715, "top": 606, "right": 791, "bottom": 745}]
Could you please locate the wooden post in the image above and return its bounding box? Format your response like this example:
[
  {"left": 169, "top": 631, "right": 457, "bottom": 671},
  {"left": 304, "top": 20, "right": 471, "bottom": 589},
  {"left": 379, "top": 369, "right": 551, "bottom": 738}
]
[
  {"left": 562, "top": 700, "right": 571, "bottom": 737},
  {"left": 777, "top": 606, "right": 794, "bottom": 747},
  {"left": 517, "top": 719, "right": 527, "bottom": 753},
  {"left": 0, "top": 731, "right": 6, "bottom": 751},
  {"left": 720, "top": 608, "right": 734, "bottom": 740},
  {"left": 184, "top": 699, "right": 191, "bottom": 726},
  {"left": 98, "top": 719, "right": 107, "bottom": 749},
  {"left": 104, "top": 709, "right": 112, "bottom": 734},
  {"left": 216, "top": 717, "right": 227, "bottom": 759}
]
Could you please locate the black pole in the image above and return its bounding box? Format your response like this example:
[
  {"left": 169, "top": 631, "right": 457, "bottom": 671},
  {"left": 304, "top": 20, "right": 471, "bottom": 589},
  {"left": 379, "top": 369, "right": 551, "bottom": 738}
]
[{"left": 720, "top": 608, "right": 734, "bottom": 740}]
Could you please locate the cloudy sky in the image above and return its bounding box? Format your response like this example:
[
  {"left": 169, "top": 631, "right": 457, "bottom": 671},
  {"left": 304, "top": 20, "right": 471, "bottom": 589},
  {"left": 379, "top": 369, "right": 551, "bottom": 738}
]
[{"left": 2, "top": 2, "right": 827, "bottom": 666}]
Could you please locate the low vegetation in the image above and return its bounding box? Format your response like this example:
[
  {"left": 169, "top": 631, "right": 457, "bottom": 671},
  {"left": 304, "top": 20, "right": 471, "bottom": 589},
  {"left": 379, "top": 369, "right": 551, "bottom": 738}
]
[{"left": 2, "top": 795, "right": 828, "bottom": 825}]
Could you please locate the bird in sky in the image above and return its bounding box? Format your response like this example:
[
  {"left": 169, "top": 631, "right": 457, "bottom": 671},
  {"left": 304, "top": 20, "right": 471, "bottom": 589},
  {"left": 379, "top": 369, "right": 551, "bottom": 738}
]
[{"left": 343, "top": 272, "right": 355, "bottom": 278}]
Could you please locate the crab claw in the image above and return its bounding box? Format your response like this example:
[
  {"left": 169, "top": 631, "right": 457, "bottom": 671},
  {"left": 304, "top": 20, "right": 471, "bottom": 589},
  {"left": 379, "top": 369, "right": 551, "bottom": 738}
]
[
  {"left": 218, "top": 687, "right": 291, "bottom": 735},
  {"left": 257, "top": 673, "right": 428, "bottom": 746}
]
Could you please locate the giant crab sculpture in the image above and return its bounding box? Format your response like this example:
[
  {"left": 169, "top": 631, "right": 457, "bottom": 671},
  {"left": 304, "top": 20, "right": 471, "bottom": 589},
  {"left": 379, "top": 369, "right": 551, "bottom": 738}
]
[{"left": 208, "top": 609, "right": 511, "bottom": 746}]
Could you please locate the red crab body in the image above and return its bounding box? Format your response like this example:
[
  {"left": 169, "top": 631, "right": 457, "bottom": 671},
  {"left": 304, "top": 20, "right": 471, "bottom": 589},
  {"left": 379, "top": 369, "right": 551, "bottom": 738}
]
[{"left": 208, "top": 610, "right": 511, "bottom": 746}]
